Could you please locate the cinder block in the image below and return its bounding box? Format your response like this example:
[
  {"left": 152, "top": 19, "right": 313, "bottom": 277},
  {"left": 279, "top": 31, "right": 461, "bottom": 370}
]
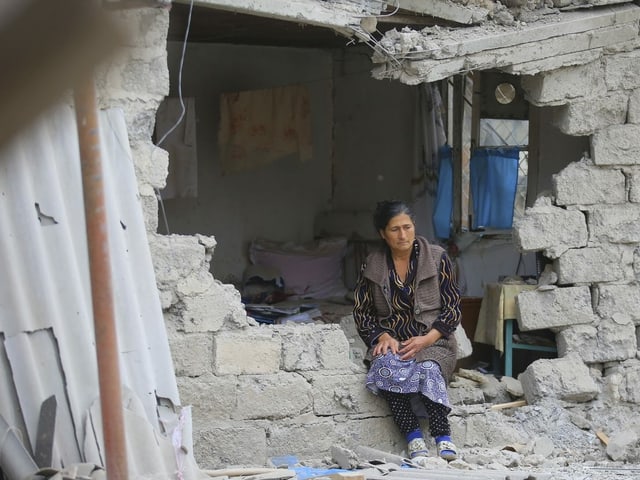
[
  {"left": 513, "top": 196, "right": 587, "bottom": 258},
  {"left": 275, "top": 324, "right": 353, "bottom": 372},
  {"left": 234, "top": 373, "right": 313, "bottom": 419},
  {"left": 588, "top": 205, "right": 640, "bottom": 244},
  {"left": 194, "top": 424, "right": 267, "bottom": 468},
  {"left": 553, "top": 92, "right": 628, "bottom": 136},
  {"left": 177, "top": 372, "right": 237, "bottom": 421},
  {"left": 605, "top": 50, "right": 640, "bottom": 91},
  {"left": 213, "top": 330, "right": 281, "bottom": 375},
  {"left": 555, "top": 245, "right": 635, "bottom": 284},
  {"left": 306, "top": 372, "right": 386, "bottom": 415},
  {"left": 557, "top": 321, "right": 636, "bottom": 364},
  {"left": 596, "top": 284, "right": 640, "bottom": 325},
  {"left": 517, "top": 286, "right": 597, "bottom": 331},
  {"left": 521, "top": 62, "right": 606, "bottom": 106},
  {"left": 520, "top": 353, "right": 599, "bottom": 404},
  {"left": 169, "top": 332, "right": 212, "bottom": 376},
  {"left": 553, "top": 160, "right": 626, "bottom": 206},
  {"left": 592, "top": 124, "right": 640, "bottom": 166}
]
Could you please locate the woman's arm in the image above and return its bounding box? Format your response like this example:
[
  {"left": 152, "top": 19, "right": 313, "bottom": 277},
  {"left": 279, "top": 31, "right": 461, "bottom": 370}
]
[
  {"left": 432, "top": 252, "right": 462, "bottom": 336},
  {"left": 353, "top": 267, "right": 388, "bottom": 349}
]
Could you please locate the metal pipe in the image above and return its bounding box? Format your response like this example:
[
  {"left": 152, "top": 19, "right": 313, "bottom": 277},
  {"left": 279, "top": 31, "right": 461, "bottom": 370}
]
[{"left": 74, "top": 78, "right": 129, "bottom": 480}]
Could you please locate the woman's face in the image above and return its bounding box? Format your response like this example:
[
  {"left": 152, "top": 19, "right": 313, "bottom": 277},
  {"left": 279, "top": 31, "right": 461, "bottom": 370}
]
[{"left": 380, "top": 213, "right": 415, "bottom": 254}]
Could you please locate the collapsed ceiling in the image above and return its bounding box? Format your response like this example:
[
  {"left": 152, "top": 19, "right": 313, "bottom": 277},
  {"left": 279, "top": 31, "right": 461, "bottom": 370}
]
[{"left": 168, "top": 0, "right": 636, "bottom": 49}]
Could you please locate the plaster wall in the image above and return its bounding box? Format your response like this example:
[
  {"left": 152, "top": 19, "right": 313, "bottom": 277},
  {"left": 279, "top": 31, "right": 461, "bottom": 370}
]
[{"left": 160, "top": 42, "right": 334, "bottom": 285}]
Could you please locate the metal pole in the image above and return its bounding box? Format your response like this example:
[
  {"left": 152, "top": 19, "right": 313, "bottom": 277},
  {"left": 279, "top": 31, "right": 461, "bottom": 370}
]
[{"left": 74, "top": 78, "right": 129, "bottom": 480}]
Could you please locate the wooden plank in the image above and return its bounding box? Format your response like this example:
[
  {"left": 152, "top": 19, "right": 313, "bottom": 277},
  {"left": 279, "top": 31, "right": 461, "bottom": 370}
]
[
  {"left": 491, "top": 399, "right": 527, "bottom": 410},
  {"left": 596, "top": 430, "right": 610, "bottom": 446}
]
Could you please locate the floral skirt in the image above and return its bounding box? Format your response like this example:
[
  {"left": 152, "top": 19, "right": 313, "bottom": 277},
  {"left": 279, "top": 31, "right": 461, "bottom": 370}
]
[{"left": 365, "top": 352, "right": 451, "bottom": 409}]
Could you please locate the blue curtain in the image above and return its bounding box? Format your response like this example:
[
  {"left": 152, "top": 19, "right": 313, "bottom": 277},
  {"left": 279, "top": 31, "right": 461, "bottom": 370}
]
[
  {"left": 432, "top": 145, "right": 453, "bottom": 239},
  {"left": 470, "top": 147, "right": 519, "bottom": 230}
]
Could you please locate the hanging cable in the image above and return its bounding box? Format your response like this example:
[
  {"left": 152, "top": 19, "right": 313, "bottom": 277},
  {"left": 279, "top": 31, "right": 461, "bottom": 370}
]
[{"left": 154, "top": 0, "right": 194, "bottom": 235}]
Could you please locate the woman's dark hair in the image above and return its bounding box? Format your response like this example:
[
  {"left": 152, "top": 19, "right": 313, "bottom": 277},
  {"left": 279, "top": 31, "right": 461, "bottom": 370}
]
[{"left": 373, "top": 200, "right": 415, "bottom": 232}]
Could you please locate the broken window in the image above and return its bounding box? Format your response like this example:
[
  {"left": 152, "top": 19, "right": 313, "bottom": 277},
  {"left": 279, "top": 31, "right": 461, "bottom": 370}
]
[{"left": 436, "top": 73, "right": 529, "bottom": 238}]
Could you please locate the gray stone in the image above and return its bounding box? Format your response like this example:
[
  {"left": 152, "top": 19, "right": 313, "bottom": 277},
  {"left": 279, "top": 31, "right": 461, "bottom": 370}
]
[
  {"left": 520, "top": 353, "right": 599, "bottom": 403},
  {"left": 213, "top": 329, "right": 281, "bottom": 375},
  {"left": 553, "top": 91, "right": 628, "bottom": 136},
  {"left": 555, "top": 245, "right": 634, "bottom": 284},
  {"left": 306, "top": 372, "right": 386, "bottom": 415},
  {"left": 626, "top": 167, "right": 640, "bottom": 203},
  {"left": 517, "top": 286, "right": 596, "bottom": 331},
  {"left": 513, "top": 197, "right": 587, "bottom": 258},
  {"left": 176, "top": 372, "right": 237, "bottom": 421},
  {"left": 596, "top": 284, "right": 640, "bottom": 325},
  {"left": 620, "top": 360, "right": 640, "bottom": 403},
  {"left": 592, "top": 124, "right": 640, "bottom": 166},
  {"left": 169, "top": 332, "right": 212, "bottom": 376},
  {"left": 194, "top": 424, "right": 267, "bottom": 467},
  {"left": 605, "top": 50, "right": 640, "bottom": 90},
  {"left": 275, "top": 324, "right": 354, "bottom": 372},
  {"left": 266, "top": 419, "right": 345, "bottom": 459},
  {"left": 234, "top": 373, "right": 313, "bottom": 420},
  {"left": 521, "top": 62, "right": 606, "bottom": 106},
  {"left": 557, "top": 320, "right": 636, "bottom": 363},
  {"left": 629, "top": 89, "right": 640, "bottom": 124},
  {"left": 606, "top": 430, "right": 640, "bottom": 462},
  {"left": 588, "top": 205, "right": 640, "bottom": 244},
  {"left": 532, "top": 436, "right": 554, "bottom": 457},
  {"left": 501, "top": 376, "right": 524, "bottom": 398},
  {"left": 553, "top": 160, "right": 626, "bottom": 206}
]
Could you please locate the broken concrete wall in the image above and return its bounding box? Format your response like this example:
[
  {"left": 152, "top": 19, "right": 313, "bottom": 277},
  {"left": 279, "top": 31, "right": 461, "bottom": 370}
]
[
  {"left": 99, "top": 0, "right": 640, "bottom": 469},
  {"left": 513, "top": 45, "right": 640, "bottom": 405}
]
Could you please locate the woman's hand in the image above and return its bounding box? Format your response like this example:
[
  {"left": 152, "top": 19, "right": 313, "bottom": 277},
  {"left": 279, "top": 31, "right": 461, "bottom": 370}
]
[
  {"left": 372, "top": 332, "right": 400, "bottom": 357},
  {"left": 399, "top": 330, "right": 442, "bottom": 360}
]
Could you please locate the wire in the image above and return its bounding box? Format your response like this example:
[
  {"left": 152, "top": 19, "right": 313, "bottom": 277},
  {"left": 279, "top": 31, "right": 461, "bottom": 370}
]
[
  {"left": 154, "top": 0, "right": 194, "bottom": 235},
  {"left": 156, "top": 0, "right": 193, "bottom": 148}
]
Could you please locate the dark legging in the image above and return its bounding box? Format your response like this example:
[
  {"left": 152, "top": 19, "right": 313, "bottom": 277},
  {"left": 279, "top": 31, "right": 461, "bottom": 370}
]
[{"left": 380, "top": 390, "right": 451, "bottom": 438}]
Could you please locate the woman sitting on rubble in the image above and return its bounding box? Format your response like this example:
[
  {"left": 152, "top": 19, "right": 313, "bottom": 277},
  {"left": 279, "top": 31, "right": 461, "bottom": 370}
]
[{"left": 353, "top": 200, "right": 461, "bottom": 462}]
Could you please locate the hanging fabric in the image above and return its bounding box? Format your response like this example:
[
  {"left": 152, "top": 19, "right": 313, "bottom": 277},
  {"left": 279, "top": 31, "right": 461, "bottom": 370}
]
[
  {"left": 413, "top": 83, "right": 447, "bottom": 200},
  {"left": 432, "top": 144, "right": 453, "bottom": 239},
  {"left": 470, "top": 147, "right": 519, "bottom": 230}
]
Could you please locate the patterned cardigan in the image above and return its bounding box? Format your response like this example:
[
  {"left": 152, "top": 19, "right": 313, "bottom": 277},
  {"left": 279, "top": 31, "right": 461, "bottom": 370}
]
[{"left": 353, "top": 236, "right": 461, "bottom": 381}]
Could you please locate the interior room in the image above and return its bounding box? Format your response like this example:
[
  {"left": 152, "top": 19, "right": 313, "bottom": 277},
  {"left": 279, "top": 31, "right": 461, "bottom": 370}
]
[{"left": 157, "top": 3, "right": 589, "bottom": 375}]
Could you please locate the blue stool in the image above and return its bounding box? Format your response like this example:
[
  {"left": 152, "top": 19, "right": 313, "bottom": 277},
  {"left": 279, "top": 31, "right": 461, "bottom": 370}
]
[{"left": 504, "top": 318, "right": 557, "bottom": 377}]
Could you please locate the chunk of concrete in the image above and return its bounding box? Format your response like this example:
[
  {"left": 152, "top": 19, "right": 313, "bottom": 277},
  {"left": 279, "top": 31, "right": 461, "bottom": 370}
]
[
  {"left": 605, "top": 49, "right": 640, "bottom": 91},
  {"left": 517, "top": 286, "right": 596, "bottom": 331},
  {"left": 513, "top": 196, "right": 587, "bottom": 258},
  {"left": 553, "top": 160, "right": 626, "bottom": 206},
  {"left": 596, "top": 284, "right": 640, "bottom": 325},
  {"left": 552, "top": 91, "right": 629, "bottom": 136},
  {"left": 592, "top": 124, "right": 640, "bottom": 166},
  {"left": 588, "top": 205, "right": 640, "bottom": 244},
  {"left": 557, "top": 320, "right": 637, "bottom": 363},
  {"left": 521, "top": 62, "right": 606, "bottom": 106},
  {"left": 520, "top": 353, "right": 599, "bottom": 403},
  {"left": 606, "top": 430, "right": 640, "bottom": 462},
  {"left": 555, "top": 245, "right": 634, "bottom": 284}
]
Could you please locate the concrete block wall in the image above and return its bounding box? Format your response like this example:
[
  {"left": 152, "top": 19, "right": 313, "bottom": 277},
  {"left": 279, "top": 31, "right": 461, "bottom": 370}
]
[
  {"left": 515, "top": 48, "right": 640, "bottom": 405},
  {"left": 102, "top": 3, "right": 640, "bottom": 469}
]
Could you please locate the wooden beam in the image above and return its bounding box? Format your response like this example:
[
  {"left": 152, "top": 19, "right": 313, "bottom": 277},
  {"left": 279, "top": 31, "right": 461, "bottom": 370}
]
[{"left": 491, "top": 399, "right": 527, "bottom": 410}]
